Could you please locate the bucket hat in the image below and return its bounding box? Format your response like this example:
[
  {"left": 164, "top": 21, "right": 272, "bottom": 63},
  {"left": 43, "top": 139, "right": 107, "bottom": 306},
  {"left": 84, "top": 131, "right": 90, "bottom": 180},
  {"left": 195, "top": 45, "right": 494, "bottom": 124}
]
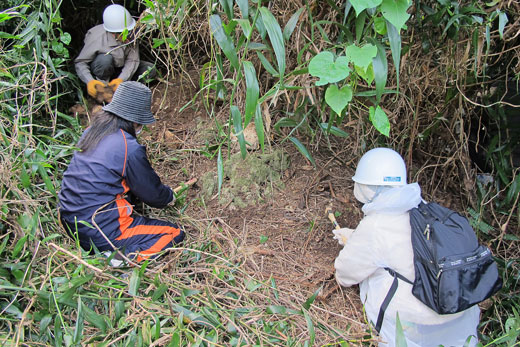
[{"left": 103, "top": 81, "right": 155, "bottom": 125}]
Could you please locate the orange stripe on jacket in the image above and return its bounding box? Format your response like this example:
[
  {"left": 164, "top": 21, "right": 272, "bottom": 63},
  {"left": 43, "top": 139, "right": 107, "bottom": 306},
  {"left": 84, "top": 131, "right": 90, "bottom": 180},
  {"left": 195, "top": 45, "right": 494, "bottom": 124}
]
[
  {"left": 115, "top": 195, "right": 133, "bottom": 232},
  {"left": 136, "top": 234, "right": 175, "bottom": 261},
  {"left": 121, "top": 179, "right": 130, "bottom": 194},
  {"left": 116, "top": 224, "right": 180, "bottom": 240}
]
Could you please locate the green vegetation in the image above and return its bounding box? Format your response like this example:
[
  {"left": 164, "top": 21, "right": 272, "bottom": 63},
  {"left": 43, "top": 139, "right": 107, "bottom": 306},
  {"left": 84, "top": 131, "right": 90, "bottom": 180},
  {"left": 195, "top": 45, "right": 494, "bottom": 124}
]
[{"left": 1, "top": 0, "right": 519, "bottom": 345}]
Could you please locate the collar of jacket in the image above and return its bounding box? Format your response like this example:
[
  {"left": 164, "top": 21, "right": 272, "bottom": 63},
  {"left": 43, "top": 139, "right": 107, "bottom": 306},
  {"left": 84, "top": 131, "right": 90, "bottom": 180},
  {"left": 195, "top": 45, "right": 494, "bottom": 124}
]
[
  {"left": 106, "top": 31, "right": 123, "bottom": 48},
  {"left": 362, "top": 182, "right": 422, "bottom": 216}
]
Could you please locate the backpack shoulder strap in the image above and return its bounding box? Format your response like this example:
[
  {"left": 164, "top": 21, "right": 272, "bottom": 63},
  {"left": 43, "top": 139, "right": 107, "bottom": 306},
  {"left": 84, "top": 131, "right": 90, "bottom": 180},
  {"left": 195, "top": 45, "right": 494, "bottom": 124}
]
[{"left": 375, "top": 268, "right": 413, "bottom": 332}]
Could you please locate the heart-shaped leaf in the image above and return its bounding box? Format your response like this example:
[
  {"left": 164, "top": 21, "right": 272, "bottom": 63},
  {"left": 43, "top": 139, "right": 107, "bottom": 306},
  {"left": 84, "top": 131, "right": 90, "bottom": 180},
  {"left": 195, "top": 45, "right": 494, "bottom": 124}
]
[
  {"left": 381, "top": 0, "right": 411, "bottom": 32},
  {"left": 355, "top": 64, "right": 375, "bottom": 85},
  {"left": 369, "top": 105, "right": 390, "bottom": 137},
  {"left": 325, "top": 85, "right": 353, "bottom": 115},
  {"left": 346, "top": 44, "right": 377, "bottom": 71},
  {"left": 349, "top": 0, "right": 383, "bottom": 17},
  {"left": 309, "top": 51, "right": 350, "bottom": 86}
]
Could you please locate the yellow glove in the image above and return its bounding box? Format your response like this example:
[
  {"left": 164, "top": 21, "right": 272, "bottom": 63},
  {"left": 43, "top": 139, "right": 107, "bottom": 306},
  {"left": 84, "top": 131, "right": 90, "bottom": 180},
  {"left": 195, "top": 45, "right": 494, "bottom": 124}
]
[
  {"left": 87, "top": 80, "right": 106, "bottom": 98},
  {"left": 108, "top": 78, "right": 124, "bottom": 92}
]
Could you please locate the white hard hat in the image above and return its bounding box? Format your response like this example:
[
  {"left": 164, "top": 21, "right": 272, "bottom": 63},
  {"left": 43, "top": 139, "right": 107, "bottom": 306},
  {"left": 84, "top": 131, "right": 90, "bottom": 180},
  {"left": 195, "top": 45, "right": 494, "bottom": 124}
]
[
  {"left": 352, "top": 147, "right": 407, "bottom": 186},
  {"left": 103, "top": 4, "right": 136, "bottom": 33}
]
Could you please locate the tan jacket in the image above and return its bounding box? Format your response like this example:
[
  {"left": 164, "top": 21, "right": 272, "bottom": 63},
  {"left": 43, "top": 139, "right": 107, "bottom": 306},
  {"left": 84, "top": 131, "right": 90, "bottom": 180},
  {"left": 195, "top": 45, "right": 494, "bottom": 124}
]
[{"left": 74, "top": 24, "right": 139, "bottom": 84}]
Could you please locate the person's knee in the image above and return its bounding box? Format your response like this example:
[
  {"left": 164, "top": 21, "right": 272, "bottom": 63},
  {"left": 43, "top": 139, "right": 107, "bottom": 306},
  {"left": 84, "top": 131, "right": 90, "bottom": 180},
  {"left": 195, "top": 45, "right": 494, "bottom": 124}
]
[
  {"left": 91, "top": 54, "right": 115, "bottom": 80},
  {"left": 134, "top": 61, "right": 157, "bottom": 81}
]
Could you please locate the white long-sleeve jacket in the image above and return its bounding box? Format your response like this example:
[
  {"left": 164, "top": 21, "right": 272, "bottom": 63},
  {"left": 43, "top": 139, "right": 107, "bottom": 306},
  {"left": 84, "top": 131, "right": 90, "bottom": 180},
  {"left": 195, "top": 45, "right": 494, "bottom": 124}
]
[{"left": 335, "top": 183, "right": 479, "bottom": 346}]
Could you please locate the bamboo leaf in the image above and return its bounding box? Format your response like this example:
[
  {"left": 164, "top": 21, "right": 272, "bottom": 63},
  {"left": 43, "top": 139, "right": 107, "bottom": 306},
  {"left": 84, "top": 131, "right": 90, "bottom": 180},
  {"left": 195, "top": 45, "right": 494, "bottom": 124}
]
[
  {"left": 243, "top": 61, "right": 259, "bottom": 126},
  {"left": 370, "top": 39, "right": 388, "bottom": 103},
  {"left": 115, "top": 301, "right": 125, "bottom": 323},
  {"left": 259, "top": 7, "right": 286, "bottom": 79},
  {"left": 289, "top": 137, "right": 315, "bottom": 167},
  {"left": 217, "top": 147, "right": 223, "bottom": 196},
  {"left": 355, "top": 10, "right": 367, "bottom": 43},
  {"left": 129, "top": 268, "right": 141, "bottom": 296},
  {"left": 395, "top": 312, "right": 408, "bottom": 346},
  {"left": 254, "top": 104, "right": 265, "bottom": 152},
  {"left": 498, "top": 11, "right": 508, "bottom": 40},
  {"left": 37, "top": 163, "right": 56, "bottom": 197},
  {"left": 236, "top": 19, "right": 252, "bottom": 38},
  {"left": 219, "top": 0, "right": 233, "bottom": 19},
  {"left": 210, "top": 15, "right": 239, "bottom": 70},
  {"left": 256, "top": 51, "right": 278, "bottom": 76},
  {"left": 73, "top": 296, "right": 84, "bottom": 344},
  {"left": 82, "top": 305, "right": 108, "bottom": 333},
  {"left": 231, "top": 106, "right": 247, "bottom": 159},
  {"left": 386, "top": 20, "right": 401, "bottom": 91},
  {"left": 303, "top": 309, "right": 315, "bottom": 346},
  {"left": 283, "top": 7, "right": 304, "bottom": 42},
  {"left": 235, "top": 0, "right": 248, "bottom": 18},
  {"left": 152, "top": 284, "right": 168, "bottom": 301},
  {"left": 12, "top": 235, "right": 28, "bottom": 258},
  {"left": 302, "top": 286, "right": 321, "bottom": 310},
  {"left": 275, "top": 117, "right": 298, "bottom": 132},
  {"left": 319, "top": 123, "right": 349, "bottom": 138}
]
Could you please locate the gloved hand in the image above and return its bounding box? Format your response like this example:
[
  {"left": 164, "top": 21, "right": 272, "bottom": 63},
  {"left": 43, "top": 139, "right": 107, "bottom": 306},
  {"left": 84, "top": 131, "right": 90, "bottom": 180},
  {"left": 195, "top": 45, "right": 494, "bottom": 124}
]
[
  {"left": 108, "top": 78, "right": 124, "bottom": 92},
  {"left": 87, "top": 80, "right": 106, "bottom": 98},
  {"left": 333, "top": 227, "right": 354, "bottom": 246}
]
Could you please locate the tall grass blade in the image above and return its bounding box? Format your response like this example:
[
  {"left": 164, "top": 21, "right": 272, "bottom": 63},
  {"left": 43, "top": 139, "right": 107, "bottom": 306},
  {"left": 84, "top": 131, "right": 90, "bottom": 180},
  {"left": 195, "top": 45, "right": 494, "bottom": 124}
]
[
  {"left": 231, "top": 106, "right": 247, "bottom": 158},
  {"left": 256, "top": 51, "right": 278, "bottom": 76},
  {"left": 219, "top": 0, "right": 233, "bottom": 19},
  {"left": 243, "top": 61, "right": 259, "bottom": 126},
  {"left": 129, "top": 268, "right": 141, "bottom": 296},
  {"left": 283, "top": 7, "right": 304, "bottom": 42},
  {"left": 319, "top": 123, "right": 348, "bottom": 137},
  {"left": 254, "top": 104, "right": 265, "bottom": 152},
  {"left": 73, "top": 296, "right": 84, "bottom": 344},
  {"left": 386, "top": 21, "right": 401, "bottom": 91},
  {"left": 370, "top": 39, "right": 388, "bottom": 104},
  {"left": 210, "top": 15, "right": 239, "bottom": 70},
  {"left": 498, "top": 11, "right": 508, "bottom": 40},
  {"left": 217, "top": 147, "right": 223, "bottom": 196},
  {"left": 303, "top": 309, "right": 315, "bottom": 346},
  {"left": 236, "top": 0, "right": 248, "bottom": 18},
  {"left": 290, "top": 137, "right": 315, "bottom": 168},
  {"left": 259, "top": 7, "right": 286, "bottom": 79},
  {"left": 395, "top": 312, "right": 408, "bottom": 346}
]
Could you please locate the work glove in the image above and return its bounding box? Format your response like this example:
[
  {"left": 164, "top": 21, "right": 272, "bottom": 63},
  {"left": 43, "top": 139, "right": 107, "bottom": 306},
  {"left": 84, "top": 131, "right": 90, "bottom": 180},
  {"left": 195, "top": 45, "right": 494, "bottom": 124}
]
[
  {"left": 87, "top": 80, "right": 106, "bottom": 98},
  {"left": 109, "top": 78, "right": 124, "bottom": 92},
  {"left": 333, "top": 227, "right": 354, "bottom": 246}
]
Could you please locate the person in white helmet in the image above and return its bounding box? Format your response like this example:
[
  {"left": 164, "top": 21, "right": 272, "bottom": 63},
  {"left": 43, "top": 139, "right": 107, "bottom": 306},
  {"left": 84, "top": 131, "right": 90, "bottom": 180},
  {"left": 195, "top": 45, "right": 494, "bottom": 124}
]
[
  {"left": 75, "top": 4, "right": 156, "bottom": 100},
  {"left": 333, "top": 147, "right": 480, "bottom": 347}
]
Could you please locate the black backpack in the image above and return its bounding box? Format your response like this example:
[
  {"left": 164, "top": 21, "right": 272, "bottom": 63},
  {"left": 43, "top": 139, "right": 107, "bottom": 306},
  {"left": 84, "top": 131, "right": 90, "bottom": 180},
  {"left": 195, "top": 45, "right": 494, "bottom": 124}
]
[{"left": 375, "top": 202, "right": 502, "bottom": 332}]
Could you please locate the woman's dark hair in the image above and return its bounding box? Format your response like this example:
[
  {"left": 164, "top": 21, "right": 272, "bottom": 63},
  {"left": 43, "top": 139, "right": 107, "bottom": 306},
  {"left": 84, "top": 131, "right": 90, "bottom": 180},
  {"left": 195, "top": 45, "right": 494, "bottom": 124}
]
[{"left": 77, "top": 110, "right": 136, "bottom": 152}]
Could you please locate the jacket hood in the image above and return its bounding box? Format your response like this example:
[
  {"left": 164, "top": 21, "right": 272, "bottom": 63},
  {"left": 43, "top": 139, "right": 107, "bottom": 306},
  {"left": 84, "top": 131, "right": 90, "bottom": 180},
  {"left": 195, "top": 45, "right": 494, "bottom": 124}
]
[{"left": 362, "top": 182, "right": 422, "bottom": 216}]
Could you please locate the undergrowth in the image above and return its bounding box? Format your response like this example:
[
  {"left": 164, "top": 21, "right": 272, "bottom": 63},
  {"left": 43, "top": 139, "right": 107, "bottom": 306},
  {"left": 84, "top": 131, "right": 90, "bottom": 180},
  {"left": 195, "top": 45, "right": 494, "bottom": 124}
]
[{"left": 1, "top": 0, "right": 519, "bottom": 346}]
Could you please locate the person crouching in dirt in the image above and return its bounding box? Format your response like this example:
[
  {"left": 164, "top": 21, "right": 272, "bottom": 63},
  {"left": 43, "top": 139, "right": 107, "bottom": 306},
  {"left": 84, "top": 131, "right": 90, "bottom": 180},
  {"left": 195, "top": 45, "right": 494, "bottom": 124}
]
[
  {"left": 332, "top": 148, "right": 480, "bottom": 347},
  {"left": 75, "top": 4, "right": 156, "bottom": 101},
  {"left": 58, "top": 81, "right": 184, "bottom": 262}
]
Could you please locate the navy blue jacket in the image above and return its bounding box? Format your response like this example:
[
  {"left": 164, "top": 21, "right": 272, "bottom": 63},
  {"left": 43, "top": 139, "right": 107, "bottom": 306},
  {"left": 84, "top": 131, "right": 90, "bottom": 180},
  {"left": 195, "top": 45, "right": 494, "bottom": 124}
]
[{"left": 58, "top": 129, "right": 173, "bottom": 249}]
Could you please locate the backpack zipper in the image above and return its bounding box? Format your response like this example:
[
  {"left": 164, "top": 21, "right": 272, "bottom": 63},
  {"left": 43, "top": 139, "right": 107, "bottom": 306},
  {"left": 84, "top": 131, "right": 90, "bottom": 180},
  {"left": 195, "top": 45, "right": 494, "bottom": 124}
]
[
  {"left": 424, "top": 224, "right": 431, "bottom": 240},
  {"left": 436, "top": 248, "right": 491, "bottom": 279}
]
